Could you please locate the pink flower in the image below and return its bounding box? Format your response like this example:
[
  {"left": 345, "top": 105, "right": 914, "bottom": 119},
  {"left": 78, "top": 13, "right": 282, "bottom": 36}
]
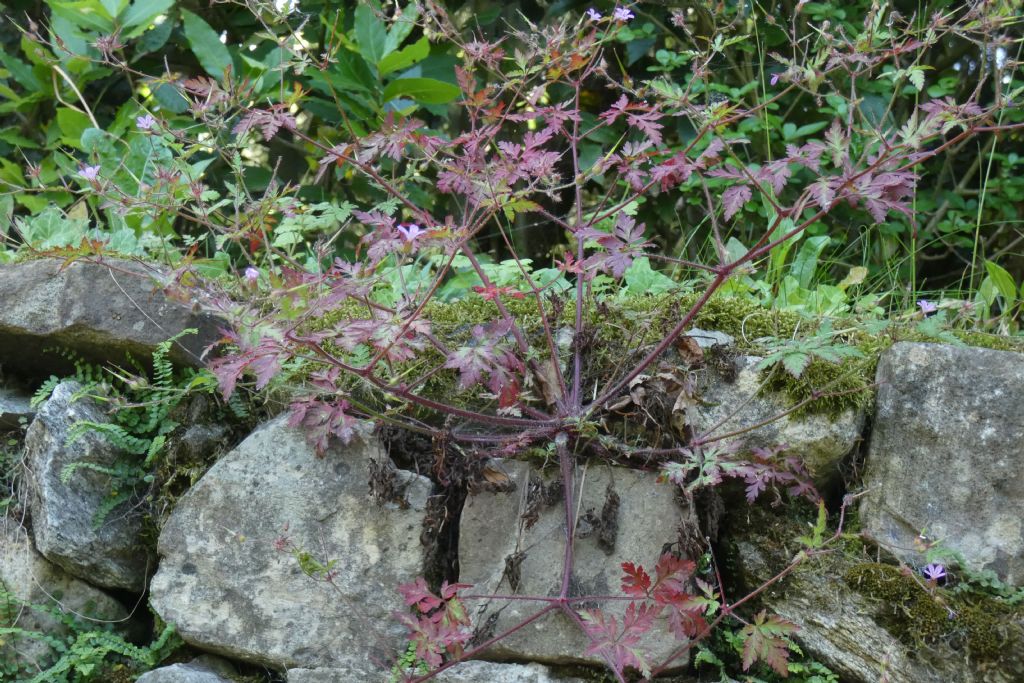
[
  {"left": 917, "top": 299, "right": 938, "bottom": 315},
  {"left": 244, "top": 266, "right": 259, "bottom": 282},
  {"left": 586, "top": 8, "right": 602, "bottom": 20},
  {"left": 613, "top": 7, "right": 634, "bottom": 21},
  {"left": 136, "top": 113, "right": 157, "bottom": 130},
  {"left": 79, "top": 165, "right": 101, "bottom": 181},
  {"left": 397, "top": 223, "right": 425, "bottom": 242},
  {"left": 770, "top": 73, "right": 781, "bottom": 86}
]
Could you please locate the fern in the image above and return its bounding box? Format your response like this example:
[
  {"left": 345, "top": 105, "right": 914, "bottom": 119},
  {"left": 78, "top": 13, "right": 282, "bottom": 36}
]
[
  {"left": 26, "top": 623, "right": 181, "bottom": 683},
  {"left": 66, "top": 421, "right": 151, "bottom": 455},
  {"left": 30, "top": 376, "right": 61, "bottom": 409}
]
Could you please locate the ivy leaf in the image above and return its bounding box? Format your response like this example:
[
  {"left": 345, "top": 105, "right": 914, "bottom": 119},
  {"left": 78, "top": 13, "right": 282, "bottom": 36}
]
[{"left": 741, "top": 611, "right": 798, "bottom": 677}]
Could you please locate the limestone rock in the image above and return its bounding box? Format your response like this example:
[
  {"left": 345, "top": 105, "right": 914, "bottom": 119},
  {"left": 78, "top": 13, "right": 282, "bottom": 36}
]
[
  {"left": 23, "top": 380, "right": 152, "bottom": 591},
  {"left": 135, "top": 656, "right": 237, "bottom": 683},
  {"left": 149, "top": 416, "right": 432, "bottom": 671},
  {"left": 459, "top": 459, "right": 697, "bottom": 670},
  {"left": 430, "top": 661, "right": 587, "bottom": 682},
  {"left": 692, "top": 355, "right": 864, "bottom": 486},
  {"left": 725, "top": 506, "right": 1024, "bottom": 683},
  {"left": 0, "top": 385, "right": 33, "bottom": 429},
  {"left": 0, "top": 258, "right": 220, "bottom": 380},
  {"left": 860, "top": 342, "right": 1024, "bottom": 584},
  {"left": 288, "top": 661, "right": 587, "bottom": 682},
  {"left": 0, "top": 521, "right": 130, "bottom": 676}
]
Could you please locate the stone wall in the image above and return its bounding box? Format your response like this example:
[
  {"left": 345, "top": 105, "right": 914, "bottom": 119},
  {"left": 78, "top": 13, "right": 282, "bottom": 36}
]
[{"left": 1, "top": 259, "right": 1022, "bottom": 682}]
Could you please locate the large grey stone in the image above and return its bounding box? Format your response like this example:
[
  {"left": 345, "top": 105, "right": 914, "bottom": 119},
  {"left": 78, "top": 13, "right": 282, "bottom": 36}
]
[
  {"left": 692, "top": 355, "right": 864, "bottom": 486},
  {"left": 726, "top": 506, "right": 1023, "bottom": 683},
  {"left": 23, "top": 380, "right": 152, "bottom": 591},
  {"left": 0, "top": 386, "right": 33, "bottom": 429},
  {"left": 288, "top": 661, "right": 587, "bottom": 682},
  {"left": 0, "top": 521, "right": 130, "bottom": 675},
  {"left": 459, "top": 459, "right": 697, "bottom": 670},
  {"left": 149, "top": 416, "right": 432, "bottom": 671},
  {"left": 860, "top": 342, "right": 1024, "bottom": 584},
  {"left": 0, "top": 258, "right": 220, "bottom": 380},
  {"left": 135, "top": 656, "right": 237, "bottom": 683}
]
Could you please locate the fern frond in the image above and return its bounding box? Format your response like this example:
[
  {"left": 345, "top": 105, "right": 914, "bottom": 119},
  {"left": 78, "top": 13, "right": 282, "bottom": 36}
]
[
  {"left": 31, "top": 376, "right": 60, "bottom": 408},
  {"left": 66, "top": 421, "right": 150, "bottom": 455}
]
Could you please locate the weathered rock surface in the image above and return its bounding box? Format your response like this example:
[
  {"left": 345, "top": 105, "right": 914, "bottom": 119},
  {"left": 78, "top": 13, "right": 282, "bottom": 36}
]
[
  {"left": 287, "top": 660, "right": 588, "bottom": 682},
  {"left": 149, "top": 416, "right": 432, "bottom": 671},
  {"left": 0, "top": 521, "right": 130, "bottom": 675},
  {"left": 459, "top": 459, "right": 697, "bottom": 669},
  {"left": 23, "top": 380, "right": 152, "bottom": 591},
  {"left": 0, "top": 258, "right": 220, "bottom": 379},
  {"left": 135, "top": 656, "right": 237, "bottom": 683},
  {"left": 860, "top": 342, "right": 1024, "bottom": 584},
  {"left": 726, "top": 506, "right": 1024, "bottom": 683},
  {"left": 692, "top": 354, "right": 864, "bottom": 486},
  {"left": 0, "top": 385, "right": 34, "bottom": 428}
]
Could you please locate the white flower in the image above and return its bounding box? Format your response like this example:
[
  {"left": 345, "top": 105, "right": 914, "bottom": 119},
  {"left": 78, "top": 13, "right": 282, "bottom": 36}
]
[{"left": 397, "top": 223, "right": 425, "bottom": 242}]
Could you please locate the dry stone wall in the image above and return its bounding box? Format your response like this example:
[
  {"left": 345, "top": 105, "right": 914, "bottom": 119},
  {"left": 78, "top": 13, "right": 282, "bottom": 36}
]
[{"left": 0, "top": 258, "right": 1021, "bottom": 683}]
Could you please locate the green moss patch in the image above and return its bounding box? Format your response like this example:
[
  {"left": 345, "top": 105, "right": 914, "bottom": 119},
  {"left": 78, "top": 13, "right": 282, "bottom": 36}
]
[{"left": 844, "top": 562, "right": 1024, "bottom": 662}]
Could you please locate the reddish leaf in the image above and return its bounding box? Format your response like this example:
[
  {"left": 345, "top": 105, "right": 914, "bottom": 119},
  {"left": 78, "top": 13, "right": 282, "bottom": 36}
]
[
  {"left": 741, "top": 611, "right": 798, "bottom": 677},
  {"left": 621, "top": 562, "right": 652, "bottom": 597},
  {"left": 722, "top": 185, "right": 752, "bottom": 220}
]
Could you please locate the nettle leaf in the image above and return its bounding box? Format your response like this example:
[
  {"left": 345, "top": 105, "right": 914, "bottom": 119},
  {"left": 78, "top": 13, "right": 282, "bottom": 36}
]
[{"left": 741, "top": 611, "right": 798, "bottom": 677}]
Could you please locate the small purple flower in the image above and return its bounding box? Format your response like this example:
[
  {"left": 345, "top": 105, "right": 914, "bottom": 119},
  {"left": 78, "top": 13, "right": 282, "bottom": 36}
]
[
  {"left": 917, "top": 299, "right": 938, "bottom": 315},
  {"left": 397, "top": 223, "right": 425, "bottom": 243},
  {"left": 586, "top": 8, "right": 602, "bottom": 20},
  {"left": 770, "top": 72, "right": 781, "bottom": 86},
  {"left": 136, "top": 113, "right": 157, "bottom": 131},
  {"left": 244, "top": 266, "right": 259, "bottom": 283},
  {"left": 79, "top": 164, "right": 101, "bottom": 181},
  {"left": 921, "top": 563, "right": 946, "bottom": 582},
  {"left": 613, "top": 7, "right": 634, "bottom": 22}
]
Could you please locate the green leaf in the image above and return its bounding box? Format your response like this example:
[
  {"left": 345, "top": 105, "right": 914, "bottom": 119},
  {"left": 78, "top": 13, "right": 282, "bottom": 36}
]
[
  {"left": 384, "top": 3, "right": 420, "bottom": 56},
  {"left": 100, "top": 0, "right": 128, "bottom": 17},
  {"left": 47, "top": 0, "right": 116, "bottom": 33},
  {"left": 623, "top": 257, "right": 678, "bottom": 295},
  {"left": 794, "top": 120, "right": 829, "bottom": 138},
  {"left": 379, "top": 36, "right": 429, "bottom": 76},
  {"left": 151, "top": 81, "right": 189, "bottom": 113},
  {"left": 789, "top": 235, "right": 830, "bottom": 289},
  {"left": 0, "top": 48, "right": 42, "bottom": 91},
  {"left": 382, "top": 77, "right": 459, "bottom": 104},
  {"left": 182, "top": 10, "right": 233, "bottom": 79},
  {"left": 308, "top": 49, "right": 375, "bottom": 94},
  {"left": 781, "top": 352, "right": 811, "bottom": 378},
  {"left": 56, "top": 107, "right": 92, "bottom": 150},
  {"left": 354, "top": 3, "right": 388, "bottom": 65},
  {"left": 119, "top": 0, "right": 174, "bottom": 38},
  {"left": 0, "top": 127, "right": 40, "bottom": 148},
  {"left": 136, "top": 18, "right": 174, "bottom": 54},
  {"left": 984, "top": 260, "right": 1017, "bottom": 305}
]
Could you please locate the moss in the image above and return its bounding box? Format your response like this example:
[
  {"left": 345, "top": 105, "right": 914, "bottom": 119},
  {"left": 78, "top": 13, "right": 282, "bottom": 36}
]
[
  {"left": 296, "top": 292, "right": 1024, "bottom": 422},
  {"left": 843, "top": 562, "right": 1024, "bottom": 662}
]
